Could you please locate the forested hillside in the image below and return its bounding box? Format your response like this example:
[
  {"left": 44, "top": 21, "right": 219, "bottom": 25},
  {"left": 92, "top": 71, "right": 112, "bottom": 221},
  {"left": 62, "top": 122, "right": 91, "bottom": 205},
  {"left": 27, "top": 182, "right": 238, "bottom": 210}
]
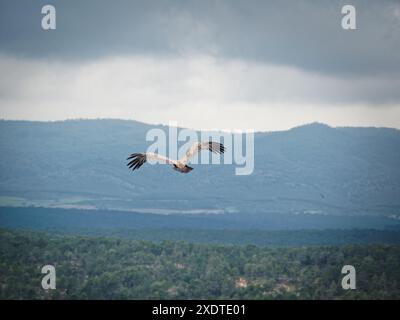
[{"left": 1, "top": 229, "right": 399, "bottom": 300}]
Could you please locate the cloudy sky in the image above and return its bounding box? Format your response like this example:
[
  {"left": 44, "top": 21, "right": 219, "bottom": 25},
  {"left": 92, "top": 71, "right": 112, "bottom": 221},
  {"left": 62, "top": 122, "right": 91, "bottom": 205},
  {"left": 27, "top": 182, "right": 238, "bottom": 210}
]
[{"left": 0, "top": 0, "right": 399, "bottom": 131}]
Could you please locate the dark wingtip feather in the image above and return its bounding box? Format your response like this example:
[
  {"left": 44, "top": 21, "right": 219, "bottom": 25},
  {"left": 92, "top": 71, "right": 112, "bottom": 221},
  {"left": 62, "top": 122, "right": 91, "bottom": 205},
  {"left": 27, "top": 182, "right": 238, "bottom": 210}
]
[
  {"left": 126, "top": 153, "right": 147, "bottom": 171},
  {"left": 208, "top": 141, "right": 225, "bottom": 154}
]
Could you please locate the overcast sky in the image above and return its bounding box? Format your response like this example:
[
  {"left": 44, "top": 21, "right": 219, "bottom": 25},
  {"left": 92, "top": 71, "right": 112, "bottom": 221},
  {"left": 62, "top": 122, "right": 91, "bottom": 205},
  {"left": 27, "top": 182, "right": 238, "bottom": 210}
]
[{"left": 0, "top": 0, "right": 399, "bottom": 131}]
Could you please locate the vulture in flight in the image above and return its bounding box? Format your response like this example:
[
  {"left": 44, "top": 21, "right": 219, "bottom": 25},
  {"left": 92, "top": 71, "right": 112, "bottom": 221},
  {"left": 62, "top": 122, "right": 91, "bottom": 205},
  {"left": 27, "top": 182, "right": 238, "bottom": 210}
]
[{"left": 127, "top": 141, "right": 225, "bottom": 173}]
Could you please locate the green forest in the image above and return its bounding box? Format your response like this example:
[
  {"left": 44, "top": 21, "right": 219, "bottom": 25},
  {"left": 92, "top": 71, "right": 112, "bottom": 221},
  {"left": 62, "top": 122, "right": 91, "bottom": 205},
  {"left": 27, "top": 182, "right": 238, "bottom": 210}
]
[{"left": 1, "top": 228, "right": 399, "bottom": 300}]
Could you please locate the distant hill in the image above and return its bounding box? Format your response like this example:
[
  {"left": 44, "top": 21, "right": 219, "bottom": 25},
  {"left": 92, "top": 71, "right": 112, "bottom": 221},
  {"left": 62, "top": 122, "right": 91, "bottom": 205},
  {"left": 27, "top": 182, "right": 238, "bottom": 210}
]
[{"left": 0, "top": 119, "right": 399, "bottom": 220}]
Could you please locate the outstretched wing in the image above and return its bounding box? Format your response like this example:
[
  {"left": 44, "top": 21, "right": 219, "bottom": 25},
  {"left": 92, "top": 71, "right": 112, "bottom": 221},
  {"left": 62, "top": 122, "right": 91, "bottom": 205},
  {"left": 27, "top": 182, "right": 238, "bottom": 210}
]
[
  {"left": 180, "top": 141, "right": 225, "bottom": 164},
  {"left": 127, "top": 153, "right": 176, "bottom": 171}
]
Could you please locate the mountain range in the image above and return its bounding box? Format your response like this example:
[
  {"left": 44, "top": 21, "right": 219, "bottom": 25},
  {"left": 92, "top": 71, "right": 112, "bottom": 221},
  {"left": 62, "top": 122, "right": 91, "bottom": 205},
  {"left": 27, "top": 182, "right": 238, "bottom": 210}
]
[{"left": 0, "top": 119, "right": 399, "bottom": 224}]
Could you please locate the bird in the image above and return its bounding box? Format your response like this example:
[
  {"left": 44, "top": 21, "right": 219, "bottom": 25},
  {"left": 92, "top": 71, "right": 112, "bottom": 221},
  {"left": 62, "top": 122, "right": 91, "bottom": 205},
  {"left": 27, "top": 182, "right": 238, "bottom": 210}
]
[{"left": 127, "top": 141, "right": 225, "bottom": 173}]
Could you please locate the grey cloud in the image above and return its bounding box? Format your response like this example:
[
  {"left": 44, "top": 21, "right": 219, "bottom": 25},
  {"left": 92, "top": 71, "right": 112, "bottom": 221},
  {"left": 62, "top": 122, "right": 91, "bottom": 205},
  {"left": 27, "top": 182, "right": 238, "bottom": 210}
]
[{"left": 1, "top": 0, "right": 399, "bottom": 77}]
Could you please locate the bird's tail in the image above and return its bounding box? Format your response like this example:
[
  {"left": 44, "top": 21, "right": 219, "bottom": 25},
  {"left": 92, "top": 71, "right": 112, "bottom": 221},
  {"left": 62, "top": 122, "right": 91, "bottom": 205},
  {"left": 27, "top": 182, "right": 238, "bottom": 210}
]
[{"left": 173, "top": 164, "right": 193, "bottom": 173}]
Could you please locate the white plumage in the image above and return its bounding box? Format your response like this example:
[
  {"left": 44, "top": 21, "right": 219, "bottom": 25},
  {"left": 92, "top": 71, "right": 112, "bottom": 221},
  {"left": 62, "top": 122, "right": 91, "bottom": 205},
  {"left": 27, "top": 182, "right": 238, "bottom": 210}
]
[{"left": 127, "top": 141, "right": 225, "bottom": 173}]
